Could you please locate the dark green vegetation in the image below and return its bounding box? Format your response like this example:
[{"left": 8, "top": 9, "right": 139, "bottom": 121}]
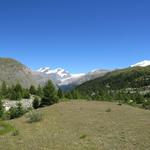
[
  {"left": 9, "top": 103, "right": 25, "bottom": 119},
  {"left": 0, "top": 81, "right": 30, "bottom": 100},
  {"left": 75, "top": 66, "right": 150, "bottom": 109},
  {"left": 32, "top": 97, "right": 40, "bottom": 109},
  {"left": 0, "top": 100, "right": 4, "bottom": 118},
  {"left": 41, "top": 80, "right": 58, "bottom": 106},
  {"left": 0, "top": 80, "right": 59, "bottom": 120}
]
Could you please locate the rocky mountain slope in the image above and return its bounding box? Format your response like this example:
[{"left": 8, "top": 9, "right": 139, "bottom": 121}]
[
  {"left": 0, "top": 58, "right": 43, "bottom": 88},
  {"left": 0, "top": 58, "right": 109, "bottom": 89}
]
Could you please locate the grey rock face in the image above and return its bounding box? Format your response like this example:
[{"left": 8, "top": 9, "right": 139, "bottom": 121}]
[{"left": 3, "top": 99, "right": 34, "bottom": 111}]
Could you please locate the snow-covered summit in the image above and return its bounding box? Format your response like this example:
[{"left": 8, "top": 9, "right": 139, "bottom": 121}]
[
  {"left": 37, "top": 67, "right": 85, "bottom": 81},
  {"left": 37, "top": 67, "right": 50, "bottom": 73},
  {"left": 37, "top": 67, "right": 71, "bottom": 78},
  {"left": 130, "top": 60, "right": 150, "bottom": 67}
]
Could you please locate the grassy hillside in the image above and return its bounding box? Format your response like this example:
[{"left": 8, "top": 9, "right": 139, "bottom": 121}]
[
  {"left": 75, "top": 66, "right": 150, "bottom": 103},
  {"left": 0, "top": 101, "right": 150, "bottom": 150},
  {"left": 77, "top": 66, "right": 150, "bottom": 91},
  {"left": 0, "top": 58, "right": 39, "bottom": 88}
]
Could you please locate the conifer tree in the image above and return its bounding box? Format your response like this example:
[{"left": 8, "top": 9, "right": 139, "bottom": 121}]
[
  {"left": 16, "top": 102, "right": 24, "bottom": 116},
  {"left": 41, "top": 80, "right": 58, "bottom": 106},
  {"left": 9, "top": 84, "right": 23, "bottom": 100},
  {"left": 65, "top": 92, "right": 73, "bottom": 99},
  {"left": 0, "top": 99, "right": 4, "bottom": 117},
  {"left": 1, "top": 81, "right": 7, "bottom": 98},
  {"left": 29, "top": 85, "right": 37, "bottom": 95},
  {"left": 33, "top": 96, "right": 40, "bottom": 109},
  {"left": 23, "top": 89, "right": 30, "bottom": 99},
  {"left": 71, "top": 90, "right": 79, "bottom": 99},
  {"left": 14, "top": 83, "right": 23, "bottom": 100},
  {"left": 9, "top": 90, "right": 17, "bottom": 100},
  {"left": 57, "top": 88, "right": 63, "bottom": 99},
  {"left": 37, "top": 85, "right": 43, "bottom": 98}
]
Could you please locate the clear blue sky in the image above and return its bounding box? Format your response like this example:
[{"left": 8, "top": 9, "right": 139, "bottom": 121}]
[{"left": 0, "top": 0, "right": 150, "bottom": 73}]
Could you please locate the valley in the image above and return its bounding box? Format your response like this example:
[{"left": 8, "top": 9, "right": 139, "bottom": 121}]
[{"left": 0, "top": 58, "right": 150, "bottom": 150}]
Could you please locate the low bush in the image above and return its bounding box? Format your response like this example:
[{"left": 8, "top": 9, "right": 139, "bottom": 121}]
[
  {"left": 26, "top": 111, "right": 43, "bottom": 123},
  {"left": 142, "top": 100, "right": 150, "bottom": 110},
  {"left": 9, "top": 103, "right": 25, "bottom": 119},
  {"left": 12, "top": 128, "right": 19, "bottom": 136},
  {"left": 80, "top": 134, "right": 87, "bottom": 139},
  {"left": 105, "top": 108, "right": 111, "bottom": 112},
  {"left": 117, "top": 101, "right": 122, "bottom": 106}
]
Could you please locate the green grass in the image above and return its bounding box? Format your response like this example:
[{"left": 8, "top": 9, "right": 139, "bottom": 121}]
[
  {"left": 0, "top": 101, "right": 150, "bottom": 150},
  {"left": 0, "top": 121, "right": 14, "bottom": 135}
]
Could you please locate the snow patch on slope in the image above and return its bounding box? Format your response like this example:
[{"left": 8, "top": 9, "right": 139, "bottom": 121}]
[
  {"left": 37, "top": 67, "right": 50, "bottom": 73},
  {"left": 71, "top": 73, "right": 85, "bottom": 78},
  {"left": 130, "top": 60, "right": 150, "bottom": 67}
]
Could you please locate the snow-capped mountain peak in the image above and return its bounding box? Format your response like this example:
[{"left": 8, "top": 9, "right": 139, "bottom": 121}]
[
  {"left": 37, "top": 67, "right": 109, "bottom": 88},
  {"left": 37, "top": 67, "right": 50, "bottom": 73},
  {"left": 130, "top": 60, "right": 150, "bottom": 67},
  {"left": 37, "top": 67, "right": 71, "bottom": 78}
]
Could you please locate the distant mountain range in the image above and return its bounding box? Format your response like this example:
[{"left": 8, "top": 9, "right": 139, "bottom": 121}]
[
  {"left": 37, "top": 67, "right": 109, "bottom": 90},
  {"left": 37, "top": 67, "right": 85, "bottom": 85},
  {"left": 0, "top": 58, "right": 150, "bottom": 90}
]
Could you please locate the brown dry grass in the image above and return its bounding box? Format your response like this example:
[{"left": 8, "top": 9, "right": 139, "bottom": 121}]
[{"left": 0, "top": 100, "right": 150, "bottom": 150}]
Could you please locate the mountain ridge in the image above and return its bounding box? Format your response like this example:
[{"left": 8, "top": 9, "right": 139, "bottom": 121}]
[
  {"left": 75, "top": 65, "right": 150, "bottom": 100},
  {"left": 37, "top": 67, "right": 109, "bottom": 90},
  {"left": 0, "top": 57, "right": 39, "bottom": 88},
  {"left": 0, "top": 57, "right": 149, "bottom": 90}
]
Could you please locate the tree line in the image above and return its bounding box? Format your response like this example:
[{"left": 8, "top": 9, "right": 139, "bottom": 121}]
[{"left": 0, "top": 80, "right": 82, "bottom": 120}]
